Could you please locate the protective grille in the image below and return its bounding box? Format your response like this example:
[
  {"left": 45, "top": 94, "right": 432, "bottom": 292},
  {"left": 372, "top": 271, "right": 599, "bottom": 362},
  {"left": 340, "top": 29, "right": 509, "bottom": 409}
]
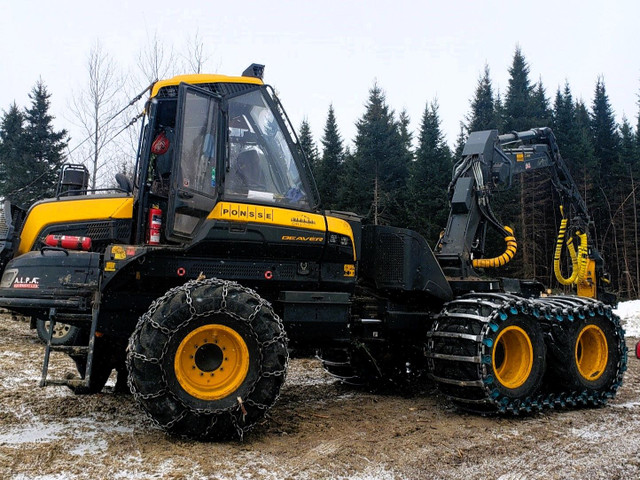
[
  {"left": 0, "top": 207, "right": 9, "bottom": 240},
  {"left": 190, "top": 262, "right": 297, "bottom": 281},
  {"left": 156, "top": 82, "right": 257, "bottom": 98},
  {"left": 86, "top": 222, "right": 112, "bottom": 239},
  {"left": 378, "top": 233, "right": 405, "bottom": 284}
]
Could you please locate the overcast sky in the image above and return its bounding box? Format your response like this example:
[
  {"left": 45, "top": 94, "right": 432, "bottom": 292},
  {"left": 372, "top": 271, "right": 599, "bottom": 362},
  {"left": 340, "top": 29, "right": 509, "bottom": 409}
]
[{"left": 1, "top": 0, "right": 639, "bottom": 156}]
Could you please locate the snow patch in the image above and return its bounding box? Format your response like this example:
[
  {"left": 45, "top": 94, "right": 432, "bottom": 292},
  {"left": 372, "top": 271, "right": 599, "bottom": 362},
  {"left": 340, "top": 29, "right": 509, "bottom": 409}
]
[
  {"left": 570, "top": 425, "right": 603, "bottom": 441},
  {"left": 0, "top": 423, "right": 62, "bottom": 444},
  {"left": 0, "top": 416, "right": 133, "bottom": 448},
  {"left": 3, "top": 351, "right": 24, "bottom": 358},
  {"left": 338, "top": 466, "right": 404, "bottom": 480},
  {"left": 614, "top": 299, "right": 640, "bottom": 337},
  {"left": 611, "top": 401, "right": 640, "bottom": 409}
]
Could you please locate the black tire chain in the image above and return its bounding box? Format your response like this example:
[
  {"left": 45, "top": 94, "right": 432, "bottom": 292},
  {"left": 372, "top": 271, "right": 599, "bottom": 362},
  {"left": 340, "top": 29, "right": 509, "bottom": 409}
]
[
  {"left": 126, "top": 278, "right": 289, "bottom": 440},
  {"left": 427, "top": 292, "right": 628, "bottom": 414}
]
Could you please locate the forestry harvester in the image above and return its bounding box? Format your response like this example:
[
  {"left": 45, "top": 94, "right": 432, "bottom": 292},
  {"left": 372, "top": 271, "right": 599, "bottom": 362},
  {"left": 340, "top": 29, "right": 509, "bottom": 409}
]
[{"left": 0, "top": 64, "right": 627, "bottom": 440}]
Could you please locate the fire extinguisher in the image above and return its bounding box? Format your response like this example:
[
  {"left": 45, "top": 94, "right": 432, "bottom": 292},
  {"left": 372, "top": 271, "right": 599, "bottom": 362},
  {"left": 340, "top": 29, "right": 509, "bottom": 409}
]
[
  {"left": 45, "top": 234, "right": 92, "bottom": 251},
  {"left": 148, "top": 205, "right": 162, "bottom": 245}
]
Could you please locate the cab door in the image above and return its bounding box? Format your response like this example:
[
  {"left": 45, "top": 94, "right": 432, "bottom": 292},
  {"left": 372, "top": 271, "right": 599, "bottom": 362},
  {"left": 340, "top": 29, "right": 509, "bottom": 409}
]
[{"left": 166, "top": 84, "right": 223, "bottom": 241}]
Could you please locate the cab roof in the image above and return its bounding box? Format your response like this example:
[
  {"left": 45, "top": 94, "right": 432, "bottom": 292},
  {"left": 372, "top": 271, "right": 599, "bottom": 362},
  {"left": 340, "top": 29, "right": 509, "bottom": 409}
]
[{"left": 150, "top": 74, "right": 264, "bottom": 98}]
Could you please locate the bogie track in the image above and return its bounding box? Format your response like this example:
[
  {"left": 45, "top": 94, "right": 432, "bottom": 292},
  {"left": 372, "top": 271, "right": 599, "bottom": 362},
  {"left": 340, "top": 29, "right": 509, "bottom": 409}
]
[{"left": 427, "top": 293, "right": 627, "bottom": 414}]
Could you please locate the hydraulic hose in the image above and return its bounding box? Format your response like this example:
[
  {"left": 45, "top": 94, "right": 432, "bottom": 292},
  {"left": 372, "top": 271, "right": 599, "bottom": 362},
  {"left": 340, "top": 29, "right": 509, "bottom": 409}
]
[
  {"left": 472, "top": 226, "right": 517, "bottom": 268},
  {"left": 553, "top": 207, "right": 588, "bottom": 285}
]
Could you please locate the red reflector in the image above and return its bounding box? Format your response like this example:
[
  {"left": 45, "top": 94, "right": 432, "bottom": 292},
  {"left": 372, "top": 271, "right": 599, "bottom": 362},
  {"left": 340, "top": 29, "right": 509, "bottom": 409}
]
[
  {"left": 636, "top": 341, "right": 640, "bottom": 360},
  {"left": 45, "top": 234, "right": 92, "bottom": 251}
]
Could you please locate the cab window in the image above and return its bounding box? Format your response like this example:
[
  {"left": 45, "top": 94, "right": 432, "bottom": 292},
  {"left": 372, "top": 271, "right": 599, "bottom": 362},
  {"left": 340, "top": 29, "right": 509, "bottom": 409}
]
[{"left": 225, "top": 89, "right": 309, "bottom": 208}]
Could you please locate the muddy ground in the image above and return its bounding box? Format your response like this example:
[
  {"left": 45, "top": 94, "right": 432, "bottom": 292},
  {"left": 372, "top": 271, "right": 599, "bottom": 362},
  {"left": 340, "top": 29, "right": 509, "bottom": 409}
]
[{"left": 0, "top": 314, "right": 638, "bottom": 480}]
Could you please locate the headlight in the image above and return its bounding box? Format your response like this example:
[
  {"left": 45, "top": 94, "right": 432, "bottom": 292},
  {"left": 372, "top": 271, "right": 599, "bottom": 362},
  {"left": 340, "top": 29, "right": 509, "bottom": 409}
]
[
  {"left": 328, "top": 234, "right": 351, "bottom": 247},
  {"left": 0, "top": 269, "right": 18, "bottom": 288}
]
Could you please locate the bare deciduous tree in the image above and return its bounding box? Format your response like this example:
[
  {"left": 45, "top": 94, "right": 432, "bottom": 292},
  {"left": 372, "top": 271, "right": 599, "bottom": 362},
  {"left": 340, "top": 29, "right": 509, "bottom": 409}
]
[
  {"left": 69, "top": 41, "right": 125, "bottom": 190},
  {"left": 183, "top": 30, "right": 211, "bottom": 74},
  {"left": 137, "top": 31, "right": 177, "bottom": 85}
]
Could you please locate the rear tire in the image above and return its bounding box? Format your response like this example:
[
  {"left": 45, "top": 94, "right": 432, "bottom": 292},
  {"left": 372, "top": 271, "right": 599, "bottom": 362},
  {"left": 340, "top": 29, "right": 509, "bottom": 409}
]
[
  {"left": 546, "top": 316, "right": 621, "bottom": 394},
  {"left": 127, "top": 279, "right": 288, "bottom": 440}
]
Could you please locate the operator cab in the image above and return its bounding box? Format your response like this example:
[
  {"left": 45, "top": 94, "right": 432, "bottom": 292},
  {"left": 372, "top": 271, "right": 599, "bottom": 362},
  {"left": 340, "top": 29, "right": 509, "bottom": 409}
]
[{"left": 136, "top": 69, "right": 317, "bottom": 244}]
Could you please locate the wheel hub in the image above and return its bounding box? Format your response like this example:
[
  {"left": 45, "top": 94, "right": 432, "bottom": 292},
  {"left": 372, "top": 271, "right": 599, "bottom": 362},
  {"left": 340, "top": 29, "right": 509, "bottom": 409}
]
[
  {"left": 194, "top": 343, "right": 224, "bottom": 372},
  {"left": 575, "top": 325, "right": 608, "bottom": 381},
  {"left": 174, "top": 324, "right": 250, "bottom": 400},
  {"left": 45, "top": 321, "right": 71, "bottom": 339},
  {"left": 492, "top": 325, "right": 534, "bottom": 390}
]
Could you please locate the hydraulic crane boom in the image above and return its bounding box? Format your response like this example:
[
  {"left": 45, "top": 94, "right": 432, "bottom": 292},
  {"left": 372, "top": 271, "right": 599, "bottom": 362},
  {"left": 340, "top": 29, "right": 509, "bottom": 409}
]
[{"left": 435, "top": 127, "right": 613, "bottom": 304}]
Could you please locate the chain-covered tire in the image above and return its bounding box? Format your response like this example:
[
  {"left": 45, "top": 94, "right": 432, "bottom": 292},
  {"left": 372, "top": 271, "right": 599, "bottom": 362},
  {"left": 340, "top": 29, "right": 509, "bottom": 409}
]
[
  {"left": 127, "top": 279, "right": 288, "bottom": 441},
  {"left": 487, "top": 316, "right": 546, "bottom": 401},
  {"left": 545, "top": 315, "right": 623, "bottom": 394},
  {"left": 428, "top": 294, "right": 547, "bottom": 413},
  {"left": 36, "top": 319, "right": 86, "bottom": 346}
]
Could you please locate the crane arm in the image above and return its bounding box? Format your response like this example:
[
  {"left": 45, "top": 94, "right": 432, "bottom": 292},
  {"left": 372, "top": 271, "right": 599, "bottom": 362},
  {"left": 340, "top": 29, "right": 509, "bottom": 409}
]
[{"left": 435, "top": 127, "right": 613, "bottom": 303}]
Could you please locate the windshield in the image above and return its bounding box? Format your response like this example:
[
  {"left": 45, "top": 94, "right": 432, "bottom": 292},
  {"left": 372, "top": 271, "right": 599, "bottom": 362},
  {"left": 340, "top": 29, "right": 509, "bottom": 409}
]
[{"left": 225, "top": 89, "right": 309, "bottom": 208}]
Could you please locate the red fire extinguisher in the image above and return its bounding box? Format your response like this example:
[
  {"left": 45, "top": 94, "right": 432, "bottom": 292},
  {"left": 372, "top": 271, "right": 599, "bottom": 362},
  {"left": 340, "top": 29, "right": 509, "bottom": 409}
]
[
  {"left": 45, "top": 234, "right": 92, "bottom": 251},
  {"left": 148, "top": 205, "right": 162, "bottom": 245}
]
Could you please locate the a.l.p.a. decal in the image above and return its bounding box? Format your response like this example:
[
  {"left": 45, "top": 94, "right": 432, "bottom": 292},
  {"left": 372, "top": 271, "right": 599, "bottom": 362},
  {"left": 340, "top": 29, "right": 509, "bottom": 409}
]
[{"left": 13, "top": 277, "right": 40, "bottom": 289}]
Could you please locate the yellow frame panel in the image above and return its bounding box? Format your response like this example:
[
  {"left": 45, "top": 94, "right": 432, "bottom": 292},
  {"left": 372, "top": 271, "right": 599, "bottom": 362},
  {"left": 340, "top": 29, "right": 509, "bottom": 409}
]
[{"left": 18, "top": 197, "right": 134, "bottom": 254}]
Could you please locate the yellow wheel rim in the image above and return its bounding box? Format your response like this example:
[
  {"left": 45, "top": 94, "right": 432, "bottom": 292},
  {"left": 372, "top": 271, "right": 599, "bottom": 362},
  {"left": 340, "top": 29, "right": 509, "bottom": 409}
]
[
  {"left": 174, "top": 324, "right": 250, "bottom": 400},
  {"left": 575, "top": 325, "right": 608, "bottom": 381},
  {"left": 492, "top": 325, "right": 534, "bottom": 389}
]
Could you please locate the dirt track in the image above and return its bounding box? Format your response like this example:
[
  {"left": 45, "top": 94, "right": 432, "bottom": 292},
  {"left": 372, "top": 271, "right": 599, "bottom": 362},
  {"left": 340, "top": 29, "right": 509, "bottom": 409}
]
[{"left": 0, "top": 314, "right": 639, "bottom": 480}]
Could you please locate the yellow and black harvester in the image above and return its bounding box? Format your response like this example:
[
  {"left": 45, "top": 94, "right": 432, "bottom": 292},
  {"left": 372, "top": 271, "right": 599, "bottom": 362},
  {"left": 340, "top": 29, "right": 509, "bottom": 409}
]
[{"left": 0, "top": 64, "right": 627, "bottom": 439}]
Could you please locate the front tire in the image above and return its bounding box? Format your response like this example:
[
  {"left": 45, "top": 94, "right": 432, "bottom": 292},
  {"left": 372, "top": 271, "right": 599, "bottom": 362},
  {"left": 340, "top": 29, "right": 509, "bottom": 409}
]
[{"left": 127, "top": 279, "right": 288, "bottom": 440}]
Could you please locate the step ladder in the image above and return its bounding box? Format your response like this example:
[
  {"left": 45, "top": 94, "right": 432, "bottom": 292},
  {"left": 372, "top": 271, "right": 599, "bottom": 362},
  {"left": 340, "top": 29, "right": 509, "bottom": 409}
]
[{"left": 40, "top": 291, "right": 101, "bottom": 392}]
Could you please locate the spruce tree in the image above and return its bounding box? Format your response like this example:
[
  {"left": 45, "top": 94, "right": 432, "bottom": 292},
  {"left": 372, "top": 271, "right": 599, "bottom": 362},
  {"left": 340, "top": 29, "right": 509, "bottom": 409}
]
[
  {"left": 552, "top": 83, "right": 575, "bottom": 149},
  {"left": 636, "top": 92, "right": 640, "bottom": 153},
  {"left": 408, "top": 101, "right": 452, "bottom": 244},
  {"left": 495, "top": 46, "right": 536, "bottom": 277},
  {"left": 590, "top": 77, "right": 620, "bottom": 180},
  {"left": 467, "top": 64, "right": 499, "bottom": 132},
  {"left": 395, "top": 109, "right": 414, "bottom": 228},
  {"left": 21, "top": 80, "right": 68, "bottom": 206},
  {"left": 571, "top": 99, "right": 598, "bottom": 202},
  {"left": 589, "top": 77, "right": 624, "bottom": 290},
  {"left": 552, "top": 84, "right": 597, "bottom": 200},
  {"left": 317, "top": 105, "right": 344, "bottom": 211},
  {"left": 345, "top": 84, "right": 407, "bottom": 224},
  {"left": 298, "top": 119, "right": 319, "bottom": 173},
  {"left": 503, "top": 46, "right": 534, "bottom": 132},
  {"left": 530, "top": 79, "right": 552, "bottom": 126},
  {"left": 0, "top": 103, "right": 27, "bottom": 202},
  {"left": 615, "top": 117, "right": 638, "bottom": 297},
  {"left": 453, "top": 123, "right": 467, "bottom": 160}
]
